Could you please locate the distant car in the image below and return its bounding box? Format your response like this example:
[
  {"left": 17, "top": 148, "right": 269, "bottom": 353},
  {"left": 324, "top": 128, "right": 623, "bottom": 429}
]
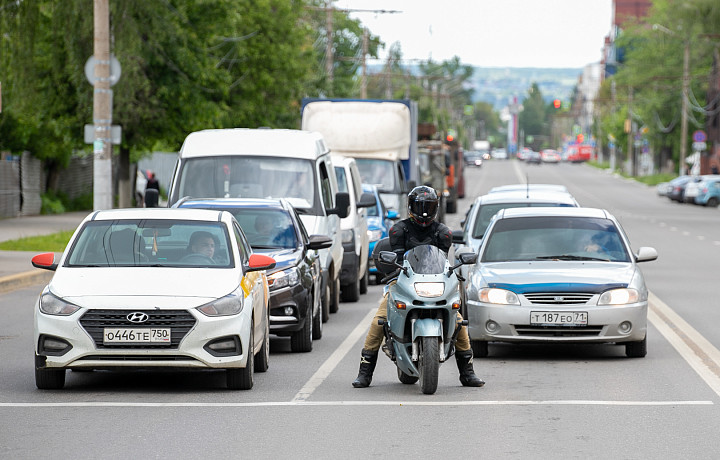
[
  {"left": 488, "top": 183, "right": 571, "bottom": 196},
  {"left": 684, "top": 175, "right": 720, "bottom": 204},
  {"left": 566, "top": 145, "right": 593, "bottom": 163},
  {"left": 693, "top": 176, "right": 720, "bottom": 207},
  {"left": 525, "top": 151, "right": 542, "bottom": 164},
  {"left": 455, "top": 189, "right": 580, "bottom": 256},
  {"left": 464, "top": 207, "right": 657, "bottom": 358},
  {"left": 666, "top": 175, "right": 699, "bottom": 203},
  {"left": 464, "top": 150, "right": 483, "bottom": 167},
  {"left": 541, "top": 149, "right": 561, "bottom": 163},
  {"left": 362, "top": 183, "right": 399, "bottom": 284},
  {"left": 176, "top": 198, "right": 332, "bottom": 352},
  {"left": 491, "top": 148, "right": 508, "bottom": 160},
  {"left": 31, "top": 208, "right": 276, "bottom": 390}
]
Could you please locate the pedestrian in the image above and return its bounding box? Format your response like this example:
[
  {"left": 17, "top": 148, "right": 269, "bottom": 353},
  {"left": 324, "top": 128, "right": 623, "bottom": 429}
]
[{"left": 146, "top": 170, "right": 160, "bottom": 191}]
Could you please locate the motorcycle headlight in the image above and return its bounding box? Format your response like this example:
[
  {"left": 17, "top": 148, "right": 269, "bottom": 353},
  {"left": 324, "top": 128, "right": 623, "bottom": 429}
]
[
  {"left": 197, "top": 291, "right": 244, "bottom": 316},
  {"left": 479, "top": 288, "right": 520, "bottom": 305},
  {"left": 342, "top": 229, "right": 354, "bottom": 244},
  {"left": 268, "top": 267, "right": 300, "bottom": 290},
  {"left": 414, "top": 282, "right": 445, "bottom": 298},
  {"left": 38, "top": 289, "right": 81, "bottom": 316},
  {"left": 598, "top": 288, "right": 639, "bottom": 305},
  {"left": 367, "top": 229, "right": 383, "bottom": 242}
]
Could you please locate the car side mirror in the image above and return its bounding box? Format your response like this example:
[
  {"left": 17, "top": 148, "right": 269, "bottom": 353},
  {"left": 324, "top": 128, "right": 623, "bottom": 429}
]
[
  {"left": 635, "top": 247, "right": 658, "bottom": 263},
  {"left": 308, "top": 234, "right": 333, "bottom": 250},
  {"left": 458, "top": 252, "right": 477, "bottom": 265},
  {"left": 246, "top": 253, "right": 276, "bottom": 272},
  {"left": 386, "top": 209, "right": 399, "bottom": 220},
  {"left": 357, "top": 192, "right": 376, "bottom": 208},
  {"left": 32, "top": 253, "right": 58, "bottom": 272},
  {"left": 452, "top": 232, "right": 465, "bottom": 244},
  {"left": 328, "top": 192, "right": 350, "bottom": 218}
]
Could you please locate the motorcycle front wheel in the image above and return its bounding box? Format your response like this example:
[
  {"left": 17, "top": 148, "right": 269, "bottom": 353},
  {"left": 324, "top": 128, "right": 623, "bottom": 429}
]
[{"left": 418, "top": 337, "right": 440, "bottom": 394}]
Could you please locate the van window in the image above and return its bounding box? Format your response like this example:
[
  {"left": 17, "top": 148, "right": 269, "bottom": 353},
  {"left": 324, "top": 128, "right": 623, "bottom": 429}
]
[
  {"left": 175, "top": 156, "right": 317, "bottom": 211},
  {"left": 355, "top": 159, "right": 397, "bottom": 193},
  {"left": 318, "top": 162, "right": 334, "bottom": 210},
  {"left": 335, "top": 166, "right": 348, "bottom": 193}
]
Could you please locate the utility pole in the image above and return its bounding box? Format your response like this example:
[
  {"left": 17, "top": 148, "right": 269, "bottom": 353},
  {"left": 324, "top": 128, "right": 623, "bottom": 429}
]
[
  {"left": 680, "top": 39, "right": 690, "bottom": 175},
  {"left": 360, "top": 28, "right": 368, "bottom": 99},
  {"left": 325, "top": 4, "right": 334, "bottom": 87},
  {"left": 627, "top": 86, "right": 633, "bottom": 175},
  {"left": 93, "top": 0, "right": 113, "bottom": 210}
]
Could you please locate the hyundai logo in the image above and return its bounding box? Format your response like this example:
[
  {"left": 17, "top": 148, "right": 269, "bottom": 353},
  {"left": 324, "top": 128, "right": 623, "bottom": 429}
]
[
  {"left": 127, "top": 312, "right": 149, "bottom": 323},
  {"left": 554, "top": 296, "right": 565, "bottom": 302}
]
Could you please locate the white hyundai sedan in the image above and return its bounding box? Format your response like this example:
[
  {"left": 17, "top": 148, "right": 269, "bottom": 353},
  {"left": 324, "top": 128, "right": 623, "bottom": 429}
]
[
  {"left": 464, "top": 207, "right": 657, "bottom": 358},
  {"left": 32, "top": 208, "right": 275, "bottom": 390}
]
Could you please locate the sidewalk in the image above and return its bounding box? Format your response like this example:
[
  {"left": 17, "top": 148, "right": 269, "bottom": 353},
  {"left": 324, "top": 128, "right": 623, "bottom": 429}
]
[{"left": 0, "top": 211, "right": 89, "bottom": 294}]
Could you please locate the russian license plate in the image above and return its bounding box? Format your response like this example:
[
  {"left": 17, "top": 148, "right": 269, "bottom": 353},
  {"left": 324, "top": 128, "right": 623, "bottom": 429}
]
[
  {"left": 530, "top": 311, "right": 588, "bottom": 326},
  {"left": 103, "top": 328, "right": 171, "bottom": 344}
]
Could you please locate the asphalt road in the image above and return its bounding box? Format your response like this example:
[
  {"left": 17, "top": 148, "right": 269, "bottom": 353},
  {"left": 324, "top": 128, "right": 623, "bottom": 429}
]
[{"left": 2, "top": 159, "right": 720, "bottom": 459}]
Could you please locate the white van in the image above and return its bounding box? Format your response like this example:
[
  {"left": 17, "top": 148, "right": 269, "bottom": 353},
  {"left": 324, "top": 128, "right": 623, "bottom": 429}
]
[
  {"left": 331, "top": 154, "right": 374, "bottom": 302},
  {"left": 168, "top": 128, "right": 350, "bottom": 320}
]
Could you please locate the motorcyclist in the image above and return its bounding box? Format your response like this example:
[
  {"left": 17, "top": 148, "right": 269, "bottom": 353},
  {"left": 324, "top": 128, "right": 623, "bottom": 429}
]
[{"left": 352, "top": 185, "right": 485, "bottom": 388}]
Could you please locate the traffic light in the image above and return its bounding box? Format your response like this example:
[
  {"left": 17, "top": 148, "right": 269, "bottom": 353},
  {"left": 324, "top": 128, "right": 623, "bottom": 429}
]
[
  {"left": 553, "top": 99, "right": 561, "bottom": 109},
  {"left": 446, "top": 134, "right": 454, "bottom": 142}
]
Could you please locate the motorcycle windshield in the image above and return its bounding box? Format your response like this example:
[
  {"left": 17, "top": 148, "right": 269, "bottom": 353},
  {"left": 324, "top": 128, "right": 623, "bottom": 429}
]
[{"left": 404, "top": 245, "right": 447, "bottom": 274}]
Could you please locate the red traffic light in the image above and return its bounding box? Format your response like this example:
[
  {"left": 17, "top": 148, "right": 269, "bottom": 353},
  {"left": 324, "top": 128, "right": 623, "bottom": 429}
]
[
  {"left": 553, "top": 99, "right": 561, "bottom": 109},
  {"left": 446, "top": 134, "right": 454, "bottom": 142}
]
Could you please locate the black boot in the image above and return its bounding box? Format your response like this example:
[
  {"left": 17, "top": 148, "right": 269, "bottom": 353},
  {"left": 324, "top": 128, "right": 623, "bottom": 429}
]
[
  {"left": 352, "top": 349, "right": 378, "bottom": 388},
  {"left": 456, "top": 350, "right": 485, "bottom": 387}
]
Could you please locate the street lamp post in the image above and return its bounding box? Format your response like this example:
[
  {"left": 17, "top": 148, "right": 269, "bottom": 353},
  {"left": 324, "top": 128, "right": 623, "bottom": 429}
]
[{"left": 653, "top": 23, "right": 690, "bottom": 176}]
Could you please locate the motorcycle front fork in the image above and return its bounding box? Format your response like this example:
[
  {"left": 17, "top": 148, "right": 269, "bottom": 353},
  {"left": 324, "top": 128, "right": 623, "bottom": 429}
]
[{"left": 379, "top": 317, "right": 468, "bottom": 363}]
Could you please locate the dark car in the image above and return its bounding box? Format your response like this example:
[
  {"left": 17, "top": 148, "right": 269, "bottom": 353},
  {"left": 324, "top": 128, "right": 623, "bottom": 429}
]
[
  {"left": 176, "top": 198, "right": 332, "bottom": 352},
  {"left": 666, "top": 175, "right": 699, "bottom": 203}
]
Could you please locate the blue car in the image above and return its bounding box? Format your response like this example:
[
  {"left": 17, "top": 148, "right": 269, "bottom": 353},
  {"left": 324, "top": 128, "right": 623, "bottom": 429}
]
[
  {"left": 362, "top": 184, "right": 398, "bottom": 284},
  {"left": 694, "top": 176, "right": 720, "bottom": 207}
]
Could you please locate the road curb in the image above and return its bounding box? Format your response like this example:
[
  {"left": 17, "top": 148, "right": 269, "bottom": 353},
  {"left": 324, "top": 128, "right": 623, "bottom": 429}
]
[{"left": 0, "top": 270, "right": 53, "bottom": 295}]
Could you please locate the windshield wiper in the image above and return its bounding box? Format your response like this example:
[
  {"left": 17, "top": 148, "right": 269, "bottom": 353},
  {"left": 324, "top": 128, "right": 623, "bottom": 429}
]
[{"left": 535, "top": 255, "right": 609, "bottom": 261}]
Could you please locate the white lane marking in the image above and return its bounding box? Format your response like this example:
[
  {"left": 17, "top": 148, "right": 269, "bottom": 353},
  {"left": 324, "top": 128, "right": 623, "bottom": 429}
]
[
  {"left": 649, "top": 291, "right": 720, "bottom": 398},
  {"left": 0, "top": 400, "right": 712, "bottom": 408},
  {"left": 291, "top": 308, "right": 377, "bottom": 402}
]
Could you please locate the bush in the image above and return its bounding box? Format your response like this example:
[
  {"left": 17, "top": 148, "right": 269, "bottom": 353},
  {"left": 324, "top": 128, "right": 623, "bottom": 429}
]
[
  {"left": 41, "top": 192, "right": 66, "bottom": 215},
  {"left": 40, "top": 190, "right": 92, "bottom": 214}
]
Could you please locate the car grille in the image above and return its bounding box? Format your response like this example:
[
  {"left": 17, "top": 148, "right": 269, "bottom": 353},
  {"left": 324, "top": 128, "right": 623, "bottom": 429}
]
[
  {"left": 79, "top": 310, "right": 196, "bottom": 349},
  {"left": 515, "top": 325, "right": 604, "bottom": 337},
  {"left": 77, "top": 355, "right": 198, "bottom": 362},
  {"left": 524, "top": 293, "right": 594, "bottom": 305}
]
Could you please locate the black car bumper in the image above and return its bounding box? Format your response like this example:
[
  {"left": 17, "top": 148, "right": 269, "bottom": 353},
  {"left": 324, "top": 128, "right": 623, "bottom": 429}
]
[{"left": 268, "top": 284, "right": 311, "bottom": 335}]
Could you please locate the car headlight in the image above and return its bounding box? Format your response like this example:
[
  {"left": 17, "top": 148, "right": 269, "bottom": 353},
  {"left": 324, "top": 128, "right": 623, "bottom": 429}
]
[
  {"left": 414, "top": 282, "right": 445, "bottom": 297},
  {"left": 367, "top": 229, "right": 383, "bottom": 242},
  {"left": 268, "top": 267, "right": 300, "bottom": 290},
  {"left": 598, "top": 288, "right": 639, "bottom": 305},
  {"left": 197, "top": 290, "right": 244, "bottom": 316},
  {"left": 342, "top": 229, "right": 354, "bottom": 244},
  {"left": 478, "top": 288, "right": 520, "bottom": 305},
  {"left": 38, "top": 288, "right": 81, "bottom": 316}
]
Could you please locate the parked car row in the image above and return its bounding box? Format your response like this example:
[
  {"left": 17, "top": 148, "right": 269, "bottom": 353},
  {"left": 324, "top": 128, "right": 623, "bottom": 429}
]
[
  {"left": 32, "top": 127, "right": 400, "bottom": 391},
  {"left": 657, "top": 174, "right": 720, "bottom": 207},
  {"left": 452, "top": 184, "right": 657, "bottom": 359}
]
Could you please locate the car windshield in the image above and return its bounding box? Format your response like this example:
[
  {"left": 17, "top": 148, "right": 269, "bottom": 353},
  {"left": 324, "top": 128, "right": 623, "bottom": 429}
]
[
  {"left": 472, "top": 202, "right": 575, "bottom": 239},
  {"left": 65, "top": 220, "right": 233, "bottom": 267},
  {"left": 404, "top": 245, "right": 447, "bottom": 274},
  {"left": 177, "top": 156, "right": 316, "bottom": 210},
  {"left": 230, "top": 209, "right": 298, "bottom": 249},
  {"left": 481, "top": 216, "right": 630, "bottom": 263},
  {"left": 355, "top": 158, "right": 398, "bottom": 193}
]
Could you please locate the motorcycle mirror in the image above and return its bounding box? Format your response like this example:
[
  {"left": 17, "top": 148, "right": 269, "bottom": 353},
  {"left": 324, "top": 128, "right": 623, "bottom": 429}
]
[{"left": 379, "top": 251, "right": 398, "bottom": 265}]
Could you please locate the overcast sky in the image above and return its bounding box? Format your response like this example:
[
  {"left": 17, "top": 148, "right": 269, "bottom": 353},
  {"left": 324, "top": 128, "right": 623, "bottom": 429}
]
[{"left": 339, "top": 0, "right": 613, "bottom": 68}]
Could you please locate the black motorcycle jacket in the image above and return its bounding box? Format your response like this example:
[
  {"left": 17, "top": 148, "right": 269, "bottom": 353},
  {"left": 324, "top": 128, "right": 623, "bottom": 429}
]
[{"left": 389, "top": 218, "right": 452, "bottom": 261}]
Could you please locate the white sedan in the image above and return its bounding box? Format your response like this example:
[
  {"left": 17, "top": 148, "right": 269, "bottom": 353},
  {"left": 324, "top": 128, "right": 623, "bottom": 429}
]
[
  {"left": 32, "top": 208, "right": 275, "bottom": 390},
  {"left": 464, "top": 207, "right": 657, "bottom": 358}
]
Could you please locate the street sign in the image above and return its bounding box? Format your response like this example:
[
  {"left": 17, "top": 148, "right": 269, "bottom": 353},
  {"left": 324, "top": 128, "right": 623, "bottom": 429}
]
[
  {"left": 692, "top": 141, "right": 707, "bottom": 151},
  {"left": 693, "top": 130, "right": 707, "bottom": 143},
  {"left": 84, "top": 124, "right": 122, "bottom": 145}
]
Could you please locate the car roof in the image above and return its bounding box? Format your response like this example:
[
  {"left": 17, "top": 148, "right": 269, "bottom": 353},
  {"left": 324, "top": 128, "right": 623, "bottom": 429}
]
[
  {"left": 473, "top": 190, "right": 578, "bottom": 206},
  {"left": 488, "top": 183, "right": 569, "bottom": 194},
  {"left": 85, "top": 207, "right": 232, "bottom": 223},
  {"left": 496, "top": 206, "right": 610, "bottom": 220},
  {"left": 175, "top": 197, "right": 290, "bottom": 212},
  {"left": 180, "top": 128, "right": 328, "bottom": 159}
]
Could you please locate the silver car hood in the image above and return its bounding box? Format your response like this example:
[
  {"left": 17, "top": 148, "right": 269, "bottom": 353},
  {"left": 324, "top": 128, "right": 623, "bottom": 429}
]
[{"left": 474, "top": 261, "right": 636, "bottom": 293}]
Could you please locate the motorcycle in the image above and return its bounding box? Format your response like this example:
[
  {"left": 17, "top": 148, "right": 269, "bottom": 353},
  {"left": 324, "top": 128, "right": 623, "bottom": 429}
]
[{"left": 374, "top": 240, "right": 477, "bottom": 394}]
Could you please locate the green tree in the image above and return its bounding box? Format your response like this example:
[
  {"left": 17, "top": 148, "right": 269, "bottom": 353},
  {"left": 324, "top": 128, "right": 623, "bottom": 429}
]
[{"left": 518, "top": 82, "right": 550, "bottom": 149}]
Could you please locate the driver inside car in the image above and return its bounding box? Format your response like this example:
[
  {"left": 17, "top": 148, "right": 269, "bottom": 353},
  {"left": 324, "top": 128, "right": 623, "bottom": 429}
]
[{"left": 183, "top": 231, "right": 216, "bottom": 261}]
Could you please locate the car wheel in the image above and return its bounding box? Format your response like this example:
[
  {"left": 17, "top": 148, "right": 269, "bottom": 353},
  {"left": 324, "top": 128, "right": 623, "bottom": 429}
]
[
  {"left": 341, "top": 274, "right": 360, "bottom": 303},
  {"left": 471, "top": 340, "right": 489, "bottom": 358},
  {"left": 312, "top": 289, "right": 323, "bottom": 340},
  {"left": 321, "top": 279, "right": 330, "bottom": 323},
  {"left": 359, "top": 265, "right": 369, "bottom": 295},
  {"left": 291, "top": 301, "right": 313, "bottom": 353},
  {"left": 254, "top": 316, "right": 270, "bottom": 372},
  {"left": 625, "top": 336, "right": 647, "bottom": 358},
  {"left": 35, "top": 361, "right": 66, "bottom": 390},
  {"left": 707, "top": 197, "right": 719, "bottom": 208},
  {"left": 330, "top": 275, "right": 342, "bottom": 312},
  {"left": 228, "top": 325, "right": 254, "bottom": 390}
]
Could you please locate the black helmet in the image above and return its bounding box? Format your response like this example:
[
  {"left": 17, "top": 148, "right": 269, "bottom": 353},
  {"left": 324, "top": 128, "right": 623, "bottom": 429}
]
[{"left": 408, "top": 185, "right": 439, "bottom": 227}]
